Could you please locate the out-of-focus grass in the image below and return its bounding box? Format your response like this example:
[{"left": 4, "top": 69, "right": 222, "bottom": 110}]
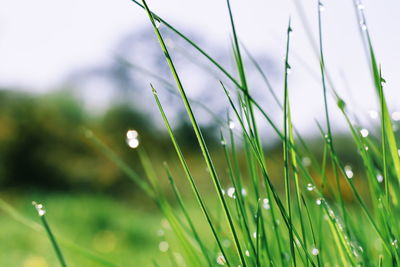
[{"left": 0, "top": 193, "right": 165, "bottom": 267}]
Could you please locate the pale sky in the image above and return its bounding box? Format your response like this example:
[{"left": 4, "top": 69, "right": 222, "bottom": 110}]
[{"left": 0, "top": 0, "right": 399, "bottom": 134}]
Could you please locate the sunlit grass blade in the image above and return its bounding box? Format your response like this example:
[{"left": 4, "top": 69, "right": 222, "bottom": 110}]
[{"left": 282, "top": 18, "right": 297, "bottom": 266}]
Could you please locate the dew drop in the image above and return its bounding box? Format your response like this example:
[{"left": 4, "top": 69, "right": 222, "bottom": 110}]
[
  {"left": 324, "top": 134, "right": 331, "bottom": 143},
  {"left": 127, "top": 138, "right": 139, "bottom": 149},
  {"left": 368, "top": 110, "right": 378, "bottom": 119},
  {"left": 126, "top": 130, "right": 138, "bottom": 139},
  {"left": 159, "top": 241, "right": 169, "bottom": 252},
  {"left": 316, "top": 198, "right": 323, "bottom": 205},
  {"left": 391, "top": 239, "right": 398, "bottom": 248},
  {"left": 377, "top": 174, "right": 384, "bottom": 183},
  {"left": 345, "top": 165, "right": 354, "bottom": 179},
  {"left": 154, "top": 18, "right": 161, "bottom": 28},
  {"left": 126, "top": 130, "right": 139, "bottom": 149},
  {"left": 307, "top": 183, "right": 315, "bottom": 191},
  {"left": 392, "top": 111, "right": 400, "bottom": 121},
  {"left": 216, "top": 254, "right": 226, "bottom": 265},
  {"left": 360, "top": 128, "right": 369, "bottom": 138},
  {"left": 241, "top": 188, "right": 247, "bottom": 196},
  {"left": 360, "top": 21, "right": 367, "bottom": 31},
  {"left": 220, "top": 140, "right": 226, "bottom": 146},
  {"left": 245, "top": 250, "right": 250, "bottom": 257},
  {"left": 311, "top": 247, "right": 320, "bottom": 256},
  {"left": 253, "top": 232, "right": 257, "bottom": 239},
  {"left": 227, "top": 187, "right": 236, "bottom": 198},
  {"left": 262, "top": 198, "right": 270, "bottom": 210},
  {"left": 229, "top": 121, "right": 236, "bottom": 129},
  {"left": 32, "top": 201, "right": 46, "bottom": 217}
]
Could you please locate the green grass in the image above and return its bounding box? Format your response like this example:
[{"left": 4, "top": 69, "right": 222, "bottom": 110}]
[
  {"left": 2, "top": 0, "right": 400, "bottom": 266},
  {"left": 0, "top": 193, "right": 165, "bottom": 267}
]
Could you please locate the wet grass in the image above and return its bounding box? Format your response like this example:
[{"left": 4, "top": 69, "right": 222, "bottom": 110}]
[{"left": 2, "top": 0, "right": 400, "bottom": 266}]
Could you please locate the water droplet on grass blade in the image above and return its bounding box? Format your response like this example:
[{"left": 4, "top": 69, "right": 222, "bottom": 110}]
[
  {"left": 126, "top": 130, "right": 138, "bottom": 139},
  {"left": 307, "top": 183, "right": 315, "bottom": 191},
  {"left": 360, "top": 128, "right": 369, "bottom": 137},
  {"left": 126, "top": 129, "right": 139, "bottom": 149},
  {"left": 216, "top": 254, "right": 226, "bottom": 265},
  {"left": 311, "top": 247, "right": 320, "bottom": 255},
  {"left": 229, "top": 121, "right": 235, "bottom": 129},
  {"left": 324, "top": 134, "right": 331, "bottom": 144},
  {"left": 368, "top": 110, "right": 378, "bottom": 119},
  {"left": 127, "top": 138, "right": 139, "bottom": 149},
  {"left": 262, "top": 198, "right": 270, "bottom": 210},
  {"left": 377, "top": 174, "right": 383, "bottom": 183},
  {"left": 227, "top": 187, "right": 235, "bottom": 198},
  {"left": 32, "top": 201, "right": 46, "bottom": 216},
  {"left": 159, "top": 241, "right": 169, "bottom": 252},
  {"left": 245, "top": 250, "right": 250, "bottom": 257},
  {"left": 154, "top": 17, "right": 161, "bottom": 28},
  {"left": 392, "top": 111, "right": 400, "bottom": 121},
  {"left": 241, "top": 188, "right": 247, "bottom": 196},
  {"left": 360, "top": 21, "right": 367, "bottom": 31},
  {"left": 345, "top": 165, "right": 354, "bottom": 179}
]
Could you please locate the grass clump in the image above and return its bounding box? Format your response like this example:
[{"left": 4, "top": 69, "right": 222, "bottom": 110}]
[{"left": 2, "top": 0, "right": 400, "bottom": 266}]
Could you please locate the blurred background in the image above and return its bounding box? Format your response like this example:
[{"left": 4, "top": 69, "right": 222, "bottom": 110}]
[{"left": 1, "top": 0, "right": 399, "bottom": 266}]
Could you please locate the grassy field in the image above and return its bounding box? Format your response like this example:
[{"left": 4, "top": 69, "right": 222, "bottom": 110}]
[{"left": 2, "top": 0, "right": 400, "bottom": 266}]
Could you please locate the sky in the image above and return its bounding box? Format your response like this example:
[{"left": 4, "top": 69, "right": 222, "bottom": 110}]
[{"left": 1, "top": 0, "right": 399, "bottom": 135}]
